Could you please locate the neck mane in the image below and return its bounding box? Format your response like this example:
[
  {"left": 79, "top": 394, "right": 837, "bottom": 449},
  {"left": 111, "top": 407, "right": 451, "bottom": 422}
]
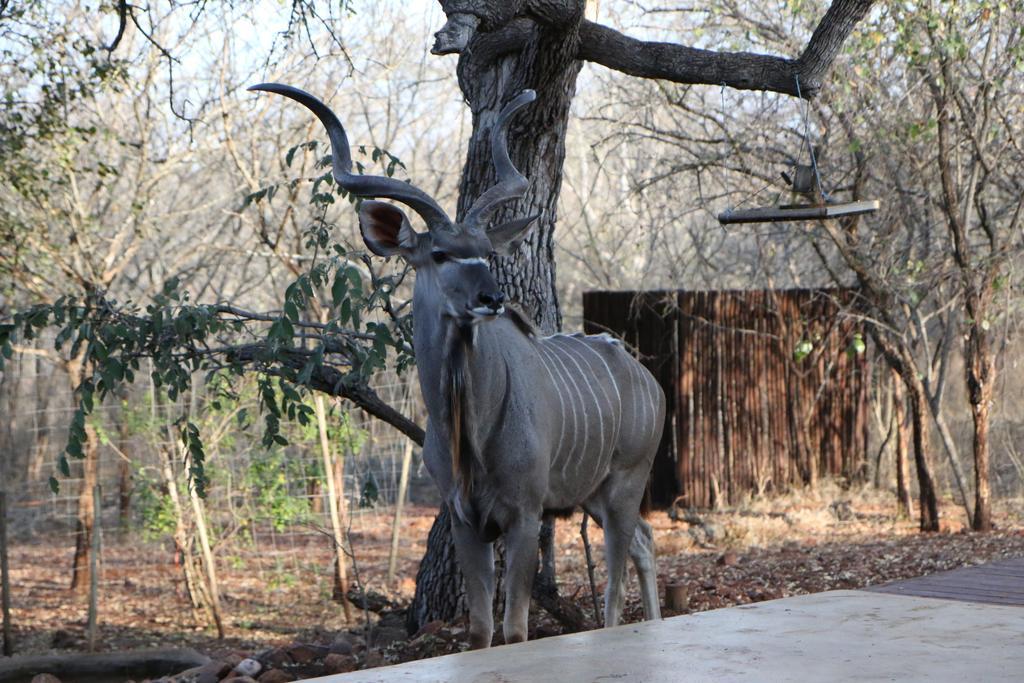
[{"left": 435, "top": 304, "right": 537, "bottom": 500}]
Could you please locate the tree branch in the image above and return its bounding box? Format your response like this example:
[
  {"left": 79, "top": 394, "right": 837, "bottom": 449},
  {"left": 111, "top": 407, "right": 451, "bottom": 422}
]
[
  {"left": 105, "top": 0, "right": 128, "bottom": 54},
  {"left": 578, "top": 0, "right": 875, "bottom": 99},
  {"left": 227, "top": 344, "right": 425, "bottom": 446}
]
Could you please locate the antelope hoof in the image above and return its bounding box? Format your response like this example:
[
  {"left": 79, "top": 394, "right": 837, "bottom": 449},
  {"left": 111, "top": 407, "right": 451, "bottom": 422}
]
[
  {"left": 468, "top": 629, "right": 492, "bottom": 650},
  {"left": 505, "top": 631, "right": 527, "bottom": 645}
]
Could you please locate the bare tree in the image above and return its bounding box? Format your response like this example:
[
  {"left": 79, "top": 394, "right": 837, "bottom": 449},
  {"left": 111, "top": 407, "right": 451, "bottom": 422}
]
[
  {"left": 405, "top": 0, "right": 876, "bottom": 628},
  {"left": 604, "top": 1, "right": 1023, "bottom": 533}
]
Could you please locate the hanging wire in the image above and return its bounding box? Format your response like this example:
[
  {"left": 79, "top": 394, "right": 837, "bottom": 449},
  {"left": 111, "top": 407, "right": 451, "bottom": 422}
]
[{"left": 794, "top": 74, "right": 829, "bottom": 202}]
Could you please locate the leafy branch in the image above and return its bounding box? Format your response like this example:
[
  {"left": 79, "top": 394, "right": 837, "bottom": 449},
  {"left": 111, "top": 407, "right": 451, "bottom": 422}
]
[{"left": 1, "top": 140, "right": 425, "bottom": 494}]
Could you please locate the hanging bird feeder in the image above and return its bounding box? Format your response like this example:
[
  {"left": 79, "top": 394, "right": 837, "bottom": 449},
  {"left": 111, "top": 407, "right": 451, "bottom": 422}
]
[{"left": 717, "top": 79, "right": 879, "bottom": 226}]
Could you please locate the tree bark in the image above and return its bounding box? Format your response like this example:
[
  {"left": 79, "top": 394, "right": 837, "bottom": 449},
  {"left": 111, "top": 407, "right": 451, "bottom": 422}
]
[
  {"left": 117, "top": 402, "right": 133, "bottom": 535},
  {"left": 86, "top": 485, "right": 101, "bottom": 651},
  {"left": 965, "top": 295, "right": 994, "bottom": 531},
  {"left": 930, "top": 67, "right": 998, "bottom": 532},
  {"left": 70, "top": 423, "right": 100, "bottom": 593},
  {"left": 578, "top": 0, "right": 875, "bottom": 99},
  {"left": 405, "top": 505, "right": 464, "bottom": 635},
  {"left": 891, "top": 372, "right": 912, "bottom": 519},
  {"left": 1, "top": 491, "right": 13, "bottom": 656},
  {"left": 188, "top": 470, "right": 225, "bottom": 639},
  {"left": 869, "top": 328, "right": 939, "bottom": 531},
  {"left": 314, "top": 396, "right": 353, "bottom": 619},
  {"left": 907, "top": 375, "right": 940, "bottom": 532},
  {"left": 388, "top": 436, "right": 415, "bottom": 586}
]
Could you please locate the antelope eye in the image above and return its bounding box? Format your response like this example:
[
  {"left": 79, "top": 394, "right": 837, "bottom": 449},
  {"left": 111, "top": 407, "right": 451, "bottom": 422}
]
[{"left": 431, "top": 250, "right": 448, "bottom": 264}]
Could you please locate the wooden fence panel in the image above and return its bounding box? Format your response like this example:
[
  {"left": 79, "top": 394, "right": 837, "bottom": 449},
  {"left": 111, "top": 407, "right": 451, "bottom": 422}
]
[{"left": 582, "top": 288, "right": 869, "bottom": 510}]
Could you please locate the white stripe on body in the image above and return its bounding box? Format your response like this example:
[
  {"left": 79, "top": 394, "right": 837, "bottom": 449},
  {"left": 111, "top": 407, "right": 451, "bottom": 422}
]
[
  {"left": 533, "top": 342, "right": 567, "bottom": 460},
  {"left": 634, "top": 358, "right": 659, "bottom": 444},
  {"left": 541, "top": 339, "right": 589, "bottom": 480},
  {"left": 552, "top": 336, "right": 613, "bottom": 478},
  {"left": 625, "top": 352, "right": 646, "bottom": 440},
  {"left": 549, "top": 338, "right": 601, "bottom": 483},
  {"left": 537, "top": 342, "right": 579, "bottom": 473},
  {"left": 640, "top": 364, "right": 659, "bottom": 444},
  {"left": 573, "top": 337, "right": 623, "bottom": 448}
]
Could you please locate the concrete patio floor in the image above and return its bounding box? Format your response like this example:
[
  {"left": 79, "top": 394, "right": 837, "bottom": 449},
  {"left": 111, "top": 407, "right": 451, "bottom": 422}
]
[{"left": 313, "top": 589, "right": 1024, "bottom": 682}]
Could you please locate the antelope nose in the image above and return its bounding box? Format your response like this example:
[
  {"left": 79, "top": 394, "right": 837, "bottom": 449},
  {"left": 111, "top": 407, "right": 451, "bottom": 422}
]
[{"left": 478, "top": 291, "right": 505, "bottom": 311}]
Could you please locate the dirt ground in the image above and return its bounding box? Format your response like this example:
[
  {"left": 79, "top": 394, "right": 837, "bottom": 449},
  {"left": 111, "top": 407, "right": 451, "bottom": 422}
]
[{"left": 5, "top": 484, "right": 1024, "bottom": 678}]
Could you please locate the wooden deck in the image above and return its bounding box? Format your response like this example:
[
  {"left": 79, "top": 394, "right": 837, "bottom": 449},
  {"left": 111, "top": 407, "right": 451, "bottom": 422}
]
[{"left": 865, "top": 556, "right": 1024, "bottom": 606}]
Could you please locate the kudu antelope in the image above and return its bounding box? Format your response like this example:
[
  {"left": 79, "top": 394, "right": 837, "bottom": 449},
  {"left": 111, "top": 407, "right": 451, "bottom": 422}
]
[{"left": 251, "top": 83, "right": 665, "bottom": 647}]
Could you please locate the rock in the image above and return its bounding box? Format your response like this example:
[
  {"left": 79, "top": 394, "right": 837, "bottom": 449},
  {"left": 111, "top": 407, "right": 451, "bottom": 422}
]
[
  {"left": 256, "top": 671, "right": 296, "bottom": 683},
  {"left": 285, "top": 643, "right": 325, "bottom": 664},
  {"left": 687, "top": 526, "right": 707, "bottom": 545},
  {"left": 31, "top": 675, "right": 62, "bottom": 683},
  {"left": 346, "top": 587, "right": 391, "bottom": 613},
  {"left": 362, "top": 650, "right": 385, "bottom": 669},
  {"left": 717, "top": 550, "right": 739, "bottom": 566},
  {"left": 370, "top": 626, "right": 407, "bottom": 648},
  {"left": 412, "top": 620, "right": 445, "bottom": 639},
  {"left": 377, "top": 610, "right": 406, "bottom": 630},
  {"left": 328, "top": 633, "right": 355, "bottom": 656},
  {"left": 323, "top": 653, "right": 358, "bottom": 675},
  {"left": 703, "top": 520, "right": 725, "bottom": 542},
  {"left": 230, "top": 658, "right": 262, "bottom": 678},
  {"left": 256, "top": 648, "right": 291, "bottom": 669},
  {"left": 223, "top": 653, "right": 246, "bottom": 669},
  {"left": 50, "top": 630, "right": 79, "bottom": 648},
  {"left": 173, "top": 660, "right": 231, "bottom": 683},
  {"left": 830, "top": 500, "right": 853, "bottom": 521},
  {"left": 533, "top": 624, "right": 560, "bottom": 639}
]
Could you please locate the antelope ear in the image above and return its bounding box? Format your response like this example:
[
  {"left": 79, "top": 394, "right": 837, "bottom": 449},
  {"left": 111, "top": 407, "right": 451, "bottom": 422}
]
[
  {"left": 358, "top": 201, "right": 420, "bottom": 257},
  {"left": 488, "top": 214, "right": 539, "bottom": 256}
]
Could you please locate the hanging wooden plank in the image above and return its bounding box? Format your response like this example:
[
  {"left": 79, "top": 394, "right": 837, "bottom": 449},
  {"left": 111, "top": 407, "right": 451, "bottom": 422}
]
[{"left": 718, "top": 200, "right": 880, "bottom": 225}]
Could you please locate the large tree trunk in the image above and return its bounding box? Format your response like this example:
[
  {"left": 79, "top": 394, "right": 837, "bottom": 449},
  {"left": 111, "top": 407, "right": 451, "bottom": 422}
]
[
  {"left": 67, "top": 352, "right": 101, "bottom": 593},
  {"left": 405, "top": 505, "right": 464, "bottom": 634},
  {"left": 406, "top": 2, "right": 584, "bottom": 633},
  {"left": 907, "top": 377, "right": 940, "bottom": 532},
  {"left": 964, "top": 294, "right": 994, "bottom": 532},
  {"left": 970, "top": 394, "right": 992, "bottom": 531}
]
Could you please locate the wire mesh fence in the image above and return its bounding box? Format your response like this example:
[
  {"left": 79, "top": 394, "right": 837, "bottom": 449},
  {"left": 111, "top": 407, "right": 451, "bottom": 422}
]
[{"left": 0, "top": 347, "right": 437, "bottom": 615}]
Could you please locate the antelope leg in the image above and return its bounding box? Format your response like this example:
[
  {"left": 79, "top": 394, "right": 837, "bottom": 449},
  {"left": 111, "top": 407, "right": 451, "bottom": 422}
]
[
  {"left": 629, "top": 518, "right": 661, "bottom": 620},
  {"left": 450, "top": 516, "right": 495, "bottom": 649},
  {"left": 502, "top": 516, "right": 541, "bottom": 644}
]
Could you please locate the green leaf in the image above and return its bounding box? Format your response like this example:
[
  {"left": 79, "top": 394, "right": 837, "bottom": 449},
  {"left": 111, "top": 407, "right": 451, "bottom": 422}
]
[
  {"left": 49, "top": 476, "right": 60, "bottom": 494},
  {"left": 280, "top": 316, "right": 295, "bottom": 340},
  {"left": 794, "top": 340, "right": 813, "bottom": 362},
  {"left": 332, "top": 272, "right": 348, "bottom": 307}
]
